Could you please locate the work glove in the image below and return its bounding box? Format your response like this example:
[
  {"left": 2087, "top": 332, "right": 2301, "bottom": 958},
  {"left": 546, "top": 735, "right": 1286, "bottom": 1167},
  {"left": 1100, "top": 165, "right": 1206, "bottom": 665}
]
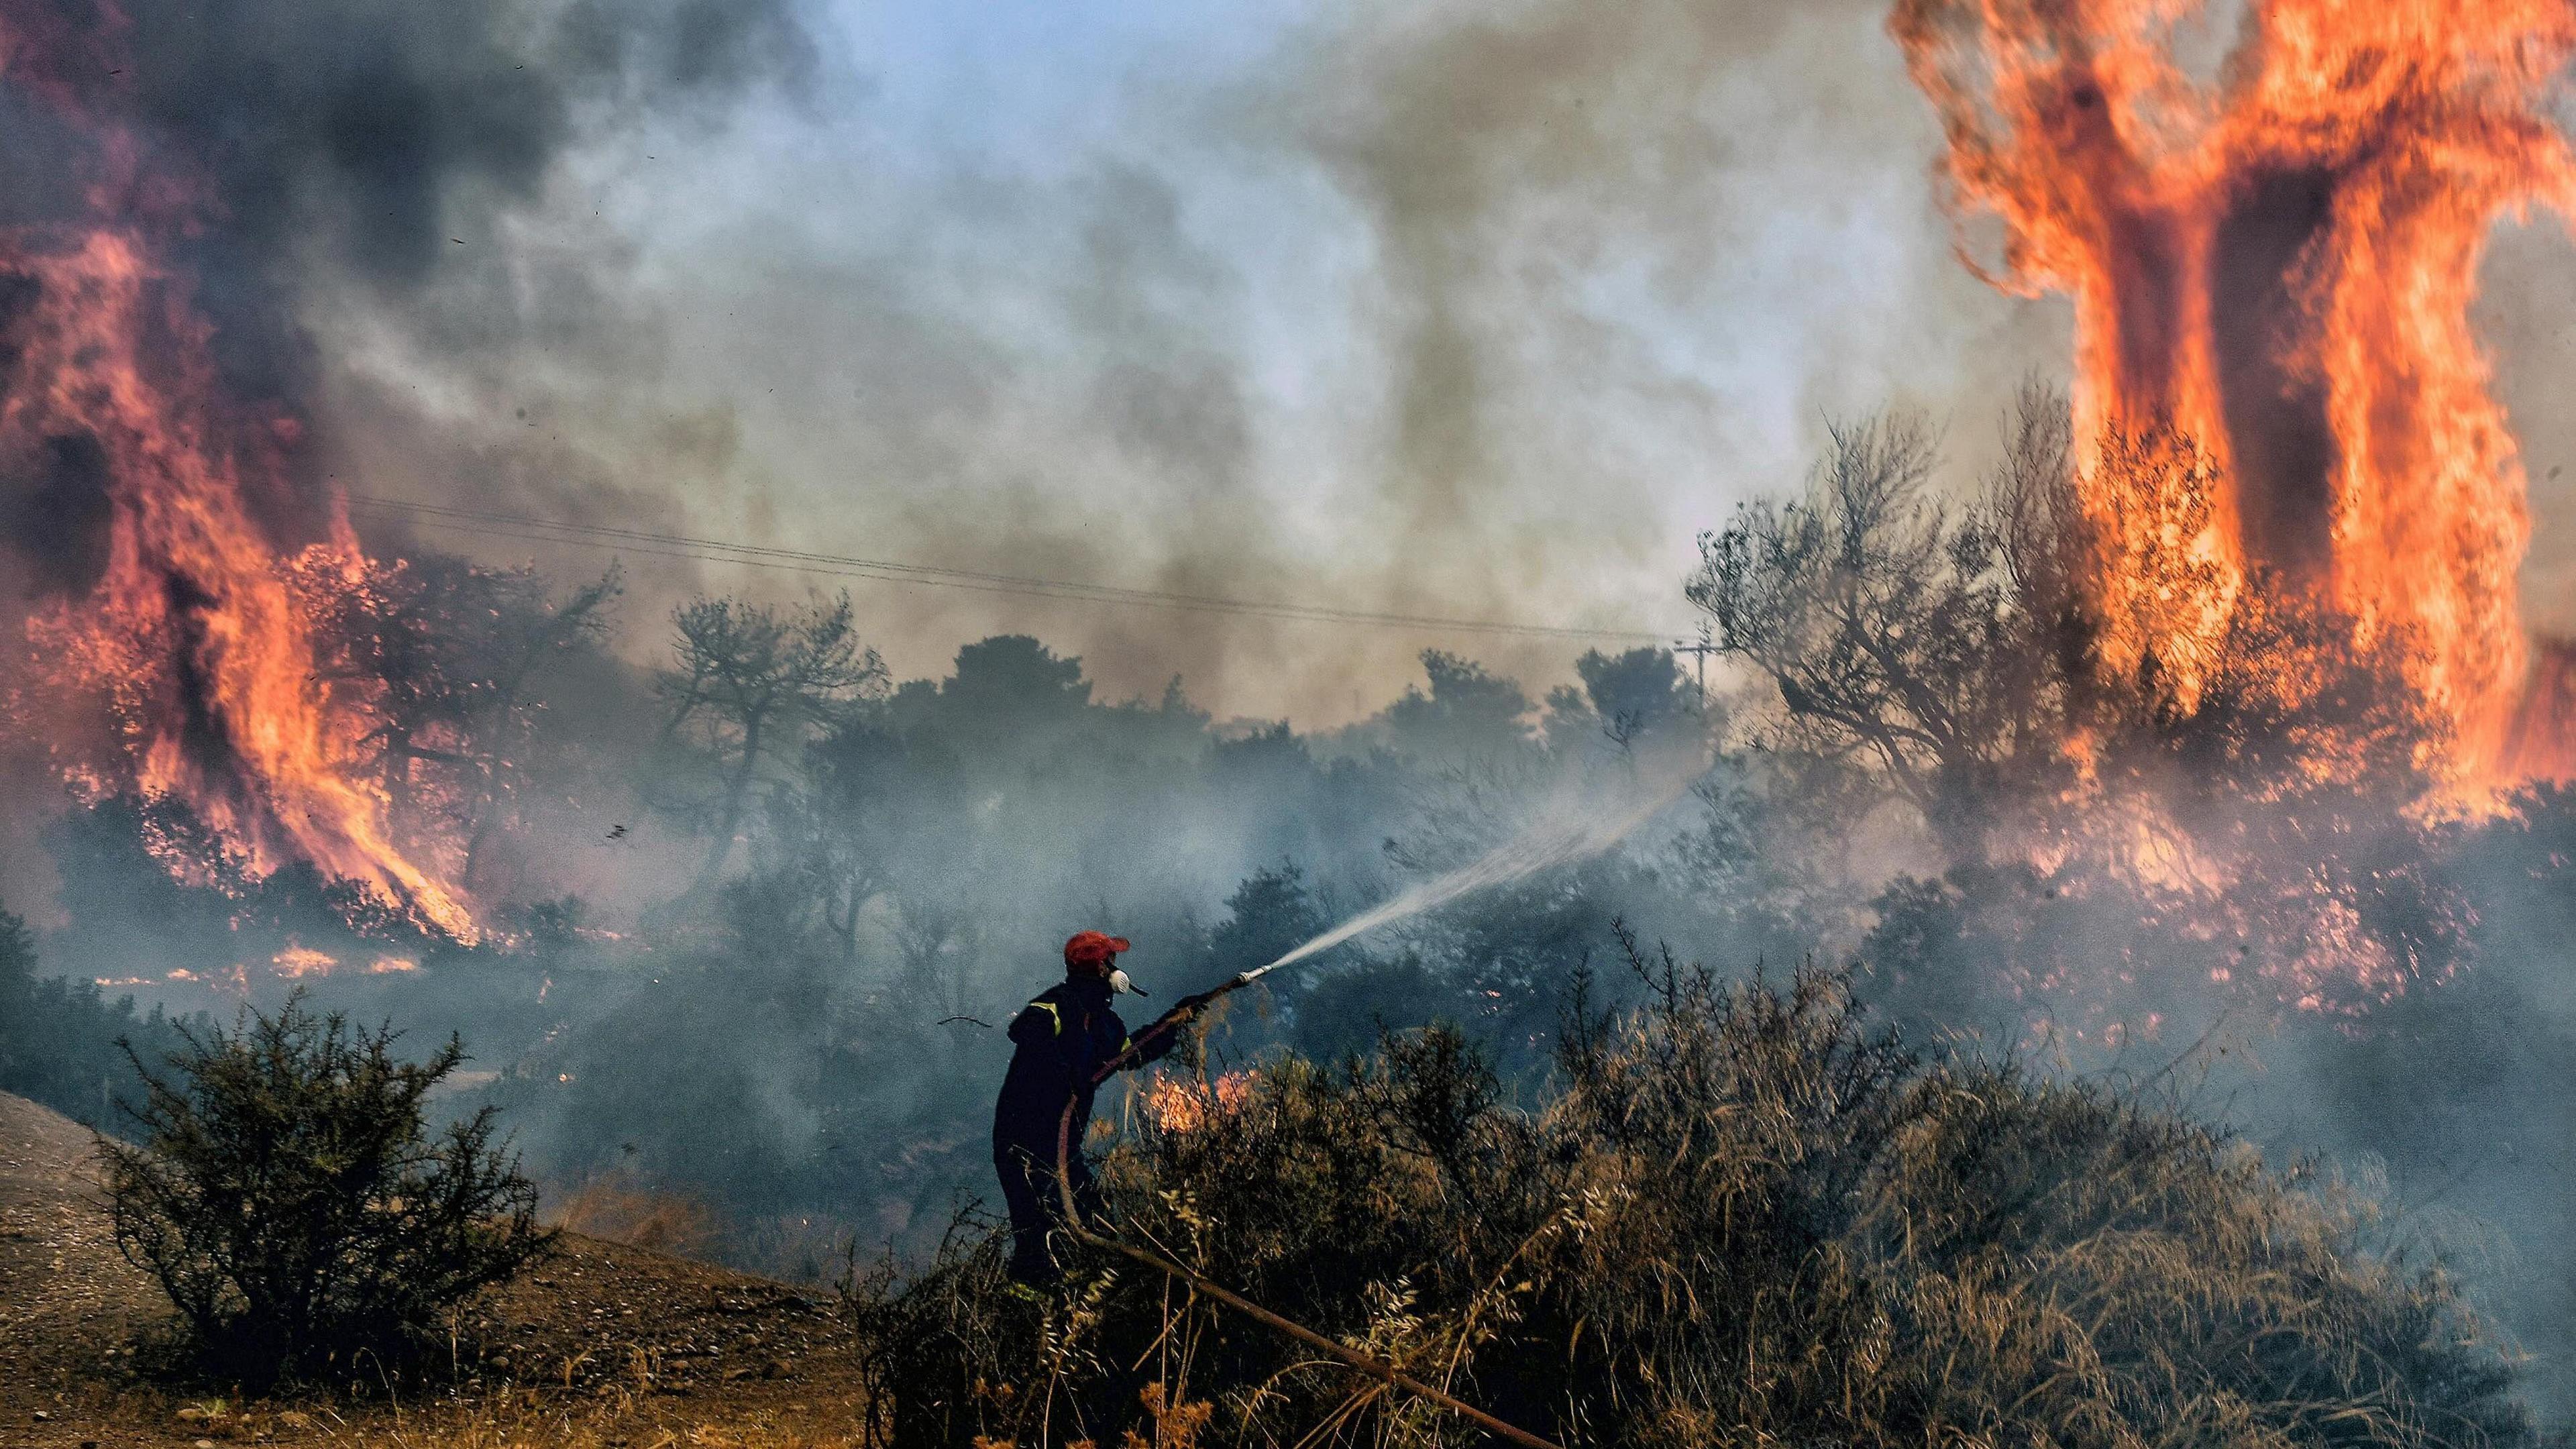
[{"left": 1167, "top": 988, "right": 1223, "bottom": 1018}]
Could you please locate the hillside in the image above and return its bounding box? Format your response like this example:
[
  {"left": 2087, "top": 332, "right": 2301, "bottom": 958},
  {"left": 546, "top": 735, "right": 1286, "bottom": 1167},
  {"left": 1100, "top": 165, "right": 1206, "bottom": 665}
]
[{"left": 0, "top": 1092, "right": 879, "bottom": 1448}]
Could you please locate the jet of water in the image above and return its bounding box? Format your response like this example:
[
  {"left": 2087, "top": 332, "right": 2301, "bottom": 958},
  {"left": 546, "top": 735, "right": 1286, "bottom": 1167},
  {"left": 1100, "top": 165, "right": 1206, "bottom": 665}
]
[{"left": 1236, "top": 748, "right": 1705, "bottom": 987}]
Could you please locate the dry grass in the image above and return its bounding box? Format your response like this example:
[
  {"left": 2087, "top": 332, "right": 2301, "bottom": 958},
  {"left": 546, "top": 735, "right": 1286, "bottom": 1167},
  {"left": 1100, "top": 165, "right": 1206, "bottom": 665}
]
[
  {"left": 15, "top": 1371, "right": 875, "bottom": 1448},
  {"left": 550, "top": 1172, "right": 729, "bottom": 1260},
  {"left": 857, "top": 945, "right": 2534, "bottom": 1448},
  {"left": 2, "top": 1081, "right": 881, "bottom": 1449}
]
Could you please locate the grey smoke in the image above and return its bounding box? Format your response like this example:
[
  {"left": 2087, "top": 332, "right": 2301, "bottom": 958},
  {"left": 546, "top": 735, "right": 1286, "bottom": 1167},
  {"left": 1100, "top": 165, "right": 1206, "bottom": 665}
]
[
  {"left": 271, "top": 0, "right": 2075, "bottom": 722},
  {"left": 110, "top": 0, "right": 807, "bottom": 313}
]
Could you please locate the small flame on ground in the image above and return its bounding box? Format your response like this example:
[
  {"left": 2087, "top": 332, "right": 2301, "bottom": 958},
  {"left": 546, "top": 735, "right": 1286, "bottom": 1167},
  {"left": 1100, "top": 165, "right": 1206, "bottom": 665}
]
[
  {"left": 270, "top": 945, "right": 338, "bottom": 979},
  {"left": 1140, "top": 1072, "right": 1253, "bottom": 1134}
]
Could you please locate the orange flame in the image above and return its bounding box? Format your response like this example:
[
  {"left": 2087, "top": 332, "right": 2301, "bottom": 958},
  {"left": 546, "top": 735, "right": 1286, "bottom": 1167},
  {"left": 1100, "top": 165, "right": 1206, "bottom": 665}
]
[
  {"left": 0, "top": 16, "right": 476, "bottom": 940},
  {"left": 270, "top": 944, "right": 339, "bottom": 979},
  {"left": 1138, "top": 1072, "right": 1254, "bottom": 1134},
  {"left": 1, "top": 231, "right": 476, "bottom": 939},
  {"left": 1894, "top": 0, "right": 2576, "bottom": 782}
]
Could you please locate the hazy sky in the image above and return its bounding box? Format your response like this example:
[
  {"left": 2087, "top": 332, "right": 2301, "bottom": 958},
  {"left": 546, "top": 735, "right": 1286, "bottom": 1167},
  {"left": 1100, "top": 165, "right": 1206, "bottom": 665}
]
[{"left": 299, "top": 0, "right": 2576, "bottom": 722}]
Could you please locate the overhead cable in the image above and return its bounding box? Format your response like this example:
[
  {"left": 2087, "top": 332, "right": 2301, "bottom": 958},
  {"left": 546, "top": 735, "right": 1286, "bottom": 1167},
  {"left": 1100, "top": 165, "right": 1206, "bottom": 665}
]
[{"left": 343, "top": 493, "right": 1678, "bottom": 645}]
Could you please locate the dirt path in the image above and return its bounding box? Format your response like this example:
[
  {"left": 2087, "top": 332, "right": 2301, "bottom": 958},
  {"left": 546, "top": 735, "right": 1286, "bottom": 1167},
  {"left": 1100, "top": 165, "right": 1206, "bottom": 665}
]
[
  {"left": 0, "top": 1092, "right": 884, "bottom": 1448},
  {"left": 1, "top": 1091, "right": 165, "bottom": 1445}
]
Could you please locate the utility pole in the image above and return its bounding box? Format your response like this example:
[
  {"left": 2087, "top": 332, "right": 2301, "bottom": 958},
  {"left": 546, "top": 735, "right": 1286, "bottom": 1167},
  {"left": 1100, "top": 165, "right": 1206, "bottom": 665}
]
[{"left": 1672, "top": 624, "right": 1719, "bottom": 714}]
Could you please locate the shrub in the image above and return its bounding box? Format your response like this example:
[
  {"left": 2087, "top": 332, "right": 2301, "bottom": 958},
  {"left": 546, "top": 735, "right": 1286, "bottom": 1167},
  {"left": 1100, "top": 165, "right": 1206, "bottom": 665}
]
[
  {"left": 857, "top": 947, "right": 2531, "bottom": 1448},
  {"left": 100, "top": 990, "right": 554, "bottom": 1387}
]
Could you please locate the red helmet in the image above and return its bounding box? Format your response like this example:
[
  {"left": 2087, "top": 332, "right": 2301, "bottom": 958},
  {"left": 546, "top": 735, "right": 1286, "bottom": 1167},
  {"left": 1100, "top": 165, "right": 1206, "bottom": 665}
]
[{"left": 1064, "top": 930, "right": 1131, "bottom": 973}]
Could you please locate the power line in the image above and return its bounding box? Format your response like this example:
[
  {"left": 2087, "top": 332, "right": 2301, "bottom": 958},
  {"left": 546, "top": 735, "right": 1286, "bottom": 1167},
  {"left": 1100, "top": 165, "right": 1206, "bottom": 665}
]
[{"left": 343, "top": 493, "right": 1680, "bottom": 645}]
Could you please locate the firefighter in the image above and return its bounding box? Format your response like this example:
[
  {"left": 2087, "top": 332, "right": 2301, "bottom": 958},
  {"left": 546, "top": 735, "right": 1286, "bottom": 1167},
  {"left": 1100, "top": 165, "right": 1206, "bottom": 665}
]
[{"left": 991, "top": 930, "right": 1183, "bottom": 1285}]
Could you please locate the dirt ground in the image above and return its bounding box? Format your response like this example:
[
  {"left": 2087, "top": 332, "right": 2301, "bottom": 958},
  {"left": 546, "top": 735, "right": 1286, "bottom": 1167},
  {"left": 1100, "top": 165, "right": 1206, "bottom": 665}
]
[{"left": 0, "top": 1092, "right": 885, "bottom": 1448}]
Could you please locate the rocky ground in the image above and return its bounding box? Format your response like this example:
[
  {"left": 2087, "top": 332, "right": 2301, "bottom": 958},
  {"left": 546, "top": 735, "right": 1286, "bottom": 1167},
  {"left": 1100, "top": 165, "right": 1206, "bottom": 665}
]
[{"left": 0, "top": 1092, "right": 883, "bottom": 1448}]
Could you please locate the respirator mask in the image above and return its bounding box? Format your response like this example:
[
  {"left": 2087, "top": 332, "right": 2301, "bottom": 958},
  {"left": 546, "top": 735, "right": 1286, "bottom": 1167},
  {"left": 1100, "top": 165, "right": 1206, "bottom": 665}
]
[{"left": 1108, "top": 967, "right": 1143, "bottom": 996}]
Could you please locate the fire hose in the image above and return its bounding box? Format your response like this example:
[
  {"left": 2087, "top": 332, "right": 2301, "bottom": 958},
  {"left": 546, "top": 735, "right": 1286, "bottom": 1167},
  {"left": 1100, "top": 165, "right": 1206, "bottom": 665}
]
[{"left": 1051, "top": 969, "right": 1564, "bottom": 1449}]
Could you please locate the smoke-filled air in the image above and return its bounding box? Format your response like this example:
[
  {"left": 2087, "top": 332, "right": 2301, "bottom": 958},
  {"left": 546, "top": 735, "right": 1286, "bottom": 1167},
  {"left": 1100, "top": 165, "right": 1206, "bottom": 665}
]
[{"left": 11, "top": 2, "right": 2576, "bottom": 1446}]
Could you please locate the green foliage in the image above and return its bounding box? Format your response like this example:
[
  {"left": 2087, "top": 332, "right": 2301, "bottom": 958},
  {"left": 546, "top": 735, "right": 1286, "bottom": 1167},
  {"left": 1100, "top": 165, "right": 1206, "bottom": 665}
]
[
  {"left": 1208, "top": 861, "right": 1327, "bottom": 972},
  {"left": 99, "top": 991, "right": 553, "bottom": 1387},
  {"left": 0, "top": 903, "right": 193, "bottom": 1130},
  {"left": 861, "top": 949, "right": 2529, "bottom": 1449},
  {"left": 1382, "top": 649, "right": 1536, "bottom": 759}
]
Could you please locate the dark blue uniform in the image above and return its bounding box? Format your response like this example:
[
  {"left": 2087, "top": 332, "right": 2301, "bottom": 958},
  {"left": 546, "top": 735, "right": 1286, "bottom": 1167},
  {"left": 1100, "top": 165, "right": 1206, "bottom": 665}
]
[{"left": 991, "top": 975, "right": 1176, "bottom": 1283}]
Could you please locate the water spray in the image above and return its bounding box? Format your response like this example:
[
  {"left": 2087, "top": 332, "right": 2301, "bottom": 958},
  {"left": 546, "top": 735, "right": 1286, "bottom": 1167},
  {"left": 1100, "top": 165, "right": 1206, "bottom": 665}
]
[
  {"left": 1115, "top": 745, "right": 1705, "bottom": 1091},
  {"left": 1238, "top": 763, "right": 1697, "bottom": 986},
  {"left": 1045, "top": 749, "right": 1705, "bottom": 1449}
]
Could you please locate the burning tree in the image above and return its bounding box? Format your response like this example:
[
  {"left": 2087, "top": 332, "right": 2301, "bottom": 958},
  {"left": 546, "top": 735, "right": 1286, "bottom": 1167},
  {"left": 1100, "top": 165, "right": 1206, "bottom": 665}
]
[
  {"left": 1693, "top": 384, "right": 2465, "bottom": 1018},
  {"left": 293, "top": 555, "right": 621, "bottom": 893},
  {"left": 0, "top": 231, "right": 480, "bottom": 940},
  {"left": 0, "top": 14, "right": 570, "bottom": 941},
  {"left": 1891, "top": 0, "right": 2576, "bottom": 785}
]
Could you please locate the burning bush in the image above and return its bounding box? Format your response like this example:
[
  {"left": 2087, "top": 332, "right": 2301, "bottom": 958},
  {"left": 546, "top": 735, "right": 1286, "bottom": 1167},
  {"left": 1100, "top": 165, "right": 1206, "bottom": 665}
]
[
  {"left": 857, "top": 948, "right": 2529, "bottom": 1448},
  {"left": 99, "top": 991, "right": 553, "bottom": 1388}
]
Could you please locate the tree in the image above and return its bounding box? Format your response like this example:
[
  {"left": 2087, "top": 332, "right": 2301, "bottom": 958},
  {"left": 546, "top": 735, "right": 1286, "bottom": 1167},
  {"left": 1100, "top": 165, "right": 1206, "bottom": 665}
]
[
  {"left": 1381, "top": 650, "right": 1533, "bottom": 761},
  {"left": 451, "top": 566, "right": 622, "bottom": 890},
  {"left": 1545, "top": 647, "right": 1699, "bottom": 755},
  {"left": 293, "top": 551, "right": 619, "bottom": 887},
  {"left": 891, "top": 883, "right": 989, "bottom": 1022},
  {"left": 760, "top": 714, "right": 910, "bottom": 961},
  {"left": 1208, "top": 861, "right": 1329, "bottom": 971},
  {"left": 1687, "top": 410, "right": 2063, "bottom": 856},
  {"left": 652, "top": 592, "right": 888, "bottom": 908},
  {"left": 942, "top": 634, "right": 1091, "bottom": 720},
  {"left": 0, "top": 902, "right": 193, "bottom": 1129},
  {"left": 100, "top": 993, "right": 552, "bottom": 1387},
  {"left": 888, "top": 634, "right": 1097, "bottom": 769}
]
